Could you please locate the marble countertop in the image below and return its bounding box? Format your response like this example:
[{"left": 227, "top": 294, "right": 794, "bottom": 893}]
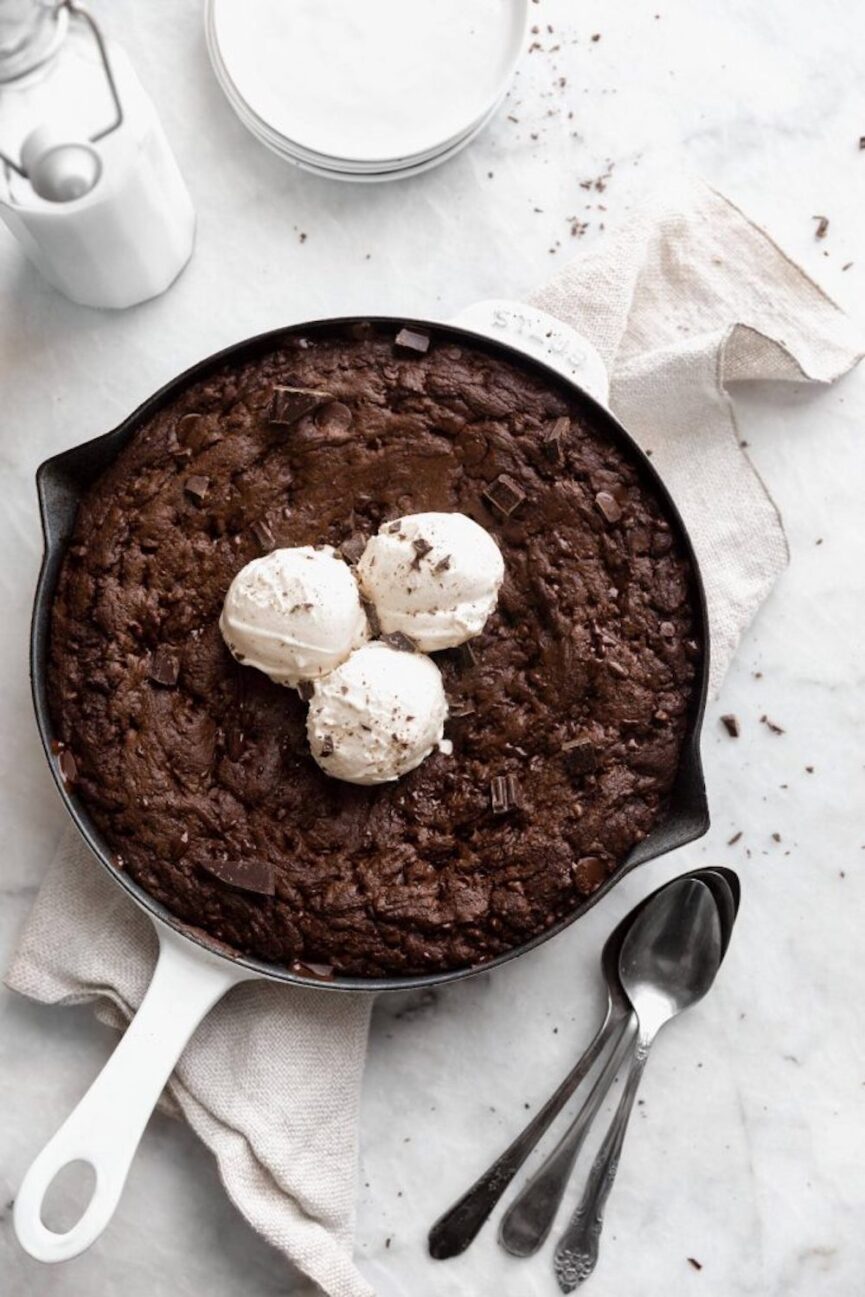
[{"left": 1, "top": 1, "right": 864, "bottom": 1294}]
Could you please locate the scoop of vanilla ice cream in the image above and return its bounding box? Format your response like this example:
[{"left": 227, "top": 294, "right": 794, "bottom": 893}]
[
  {"left": 219, "top": 546, "right": 369, "bottom": 687},
  {"left": 356, "top": 512, "right": 504, "bottom": 652},
  {"left": 307, "top": 642, "right": 449, "bottom": 785}
]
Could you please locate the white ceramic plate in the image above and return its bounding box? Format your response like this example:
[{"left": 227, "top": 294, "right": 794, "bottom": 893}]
[{"left": 209, "top": 0, "right": 528, "bottom": 165}]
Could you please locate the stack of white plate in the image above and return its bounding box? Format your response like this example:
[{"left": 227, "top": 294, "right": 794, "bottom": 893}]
[{"left": 205, "top": 0, "right": 528, "bottom": 182}]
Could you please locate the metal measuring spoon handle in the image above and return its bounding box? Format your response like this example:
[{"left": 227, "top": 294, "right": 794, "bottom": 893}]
[
  {"left": 553, "top": 1029, "right": 654, "bottom": 1291},
  {"left": 499, "top": 1012, "right": 636, "bottom": 1257},
  {"left": 428, "top": 1005, "right": 625, "bottom": 1259}
]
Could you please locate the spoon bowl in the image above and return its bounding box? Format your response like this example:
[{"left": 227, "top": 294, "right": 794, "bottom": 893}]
[{"left": 619, "top": 877, "right": 722, "bottom": 1034}]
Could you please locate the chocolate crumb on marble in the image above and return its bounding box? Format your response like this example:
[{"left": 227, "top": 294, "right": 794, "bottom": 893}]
[
  {"left": 47, "top": 328, "right": 700, "bottom": 976},
  {"left": 720, "top": 714, "right": 740, "bottom": 737}
]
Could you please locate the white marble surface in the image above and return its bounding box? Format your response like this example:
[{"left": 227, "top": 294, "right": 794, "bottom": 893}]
[{"left": 1, "top": 0, "right": 864, "bottom": 1294}]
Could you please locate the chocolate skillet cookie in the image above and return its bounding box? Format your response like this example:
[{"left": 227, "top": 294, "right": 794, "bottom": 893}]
[{"left": 48, "top": 323, "right": 700, "bottom": 977}]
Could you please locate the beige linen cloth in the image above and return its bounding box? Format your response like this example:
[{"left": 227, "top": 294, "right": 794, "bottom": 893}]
[{"left": 6, "top": 180, "right": 863, "bottom": 1297}]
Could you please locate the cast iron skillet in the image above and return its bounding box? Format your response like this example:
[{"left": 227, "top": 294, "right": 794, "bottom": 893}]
[{"left": 17, "top": 309, "right": 709, "bottom": 1263}]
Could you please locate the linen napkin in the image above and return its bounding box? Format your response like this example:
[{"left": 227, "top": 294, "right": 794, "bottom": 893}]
[{"left": 6, "top": 178, "right": 863, "bottom": 1297}]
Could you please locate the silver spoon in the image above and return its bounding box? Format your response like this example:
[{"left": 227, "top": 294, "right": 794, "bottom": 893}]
[
  {"left": 428, "top": 868, "right": 735, "bottom": 1261},
  {"left": 498, "top": 869, "right": 736, "bottom": 1258},
  {"left": 428, "top": 900, "right": 637, "bottom": 1259},
  {"left": 553, "top": 877, "right": 722, "bottom": 1291}
]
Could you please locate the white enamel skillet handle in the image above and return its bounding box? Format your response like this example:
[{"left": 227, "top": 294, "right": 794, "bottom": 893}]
[
  {"left": 14, "top": 923, "right": 250, "bottom": 1262},
  {"left": 449, "top": 299, "right": 610, "bottom": 407}
]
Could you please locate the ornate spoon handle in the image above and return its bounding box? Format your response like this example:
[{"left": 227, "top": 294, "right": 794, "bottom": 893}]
[
  {"left": 498, "top": 1014, "right": 636, "bottom": 1257},
  {"left": 428, "top": 1006, "right": 625, "bottom": 1259},
  {"left": 553, "top": 1031, "right": 653, "bottom": 1291}
]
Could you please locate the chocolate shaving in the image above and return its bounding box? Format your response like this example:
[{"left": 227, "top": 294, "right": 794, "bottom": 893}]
[
  {"left": 813, "top": 215, "right": 829, "bottom": 240},
  {"left": 184, "top": 474, "right": 210, "bottom": 503},
  {"left": 381, "top": 631, "right": 418, "bottom": 653},
  {"left": 411, "top": 536, "right": 433, "bottom": 566},
  {"left": 595, "top": 490, "right": 622, "bottom": 524},
  {"left": 434, "top": 555, "right": 452, "bottom": 574},
  {"left": 320, "top": 734, "right": 335, "bottom": 757},
  {"left": 251, "top": 519, "right": 275, "bottom": 552},
  {"left": 543, "top": 416, "right": 570, "bottom": 465},
  {"left": 727, "top": 830, "right": 742, "bottom": 845},
  {"left": 149, "top": 647, "right": 180, "bottom": 687},
  {"left": 482, "top": 474, "right": 526, "bottom": 520},
  {"left": 447, "top": 698, "right": 476, "bottom": 718},
  {"left": 200, "top": 856, "right": 275, "bottom": 897},
  {"left": 459, "top": 640, "right": 479, "bottom": 668},
  {"left": 607, "top": 659, "right": 629, "bottom": 679},
  {"left": 760, "top": 714, "right": 785, "bottom": 735},
  {"left": 269, "top": 386, "right": 332, "bottom": 426},
  {"left": 687, "top": 1258, "right": 703, "bottom": 1272},
  {"left": 394, "top": 327, "right": 431, "bottom": 354},
  {"left": 296, "top": 680, "right": 315, "bottom": 701},
  {"left": 361, "top": 598, "right": 381, "bottom": 637},
  {"left": 562, "top": 737, "right": 597, "bottom": 774},
  {"left": 490, "top": 773, "right": 522, "bottom": 815},
  {"left": 720, "top": 714, "right": 740, "bottom": 738},
  {"left": 58, "top": 748, "right": 78, "bottom": 783}
]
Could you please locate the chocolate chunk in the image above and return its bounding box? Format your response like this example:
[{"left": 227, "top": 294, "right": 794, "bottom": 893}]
[
  {"left": 176, "top": 412, "right": 204, "bottom": 444},
  {"left": 447, "top": 698, "right": 476, "bottom": 719},
  {"left": 184, "top": 474, "right": 210, "bottom": 502},
  {"left": 575, "top": 854, "right": 607, "bottom": 891},
  {"left": 490, "top": 773, "right": 522, "bottom": 815},
  {"left": 482, "top": 473, "right": 526, "bottom": 520},
  {"left": 200, "top": 856, "right": 275, "bottom": 897},
  {"left": 361, "top": 598, "right": 381, "bottom": 637},
  {"left": 381, "top": 631, "right": 418, "bottom": 653},
  {"left": 595, "top": 490, "right": 622, "bottom": 524},
  {"left": 434, "top": 554, "right": 452, "bottom": 574},
  {"left": 340, "top": 534, "right": 367, "bottom": 565},
  {"left": 562, "top": 737, "right": 597, "bottom": 774},
  {"left": 293, "top": 960, "right": 335, "bottom": 979},
  {"left": 296, "top": 680, "right": 315, "bottom": 701},
  {"left": 760, "top": 714, "right": 785, "bottom": 735},
  {"left": 58, "top": 748, "right": 78, "bottom": 783},
  {"left": 315, "top": 400, "right": 353, "bottom": 432},
  {"left": 251, "top": 519, "right": 275, "bottom": 552},
  {"left": 269, "top": 386, "right": 332, "bottom": 426},
  {"left": 394, "top": 327, "right": 430, "bottom": 354},
  {"left": 149, "top": 647, "right": 180, "bottom": 687},
  {"left": 720, "top": 714, "right": 740, "bottom": 738},
  {"left": 813, "top": 215, "right": 829, "bottom": 240},
  {"left": 320, "top": 734, "right": 335, "bottom": 757},
  {"left": 543, "top": 416, "right": 570, "bottom": 465}
]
